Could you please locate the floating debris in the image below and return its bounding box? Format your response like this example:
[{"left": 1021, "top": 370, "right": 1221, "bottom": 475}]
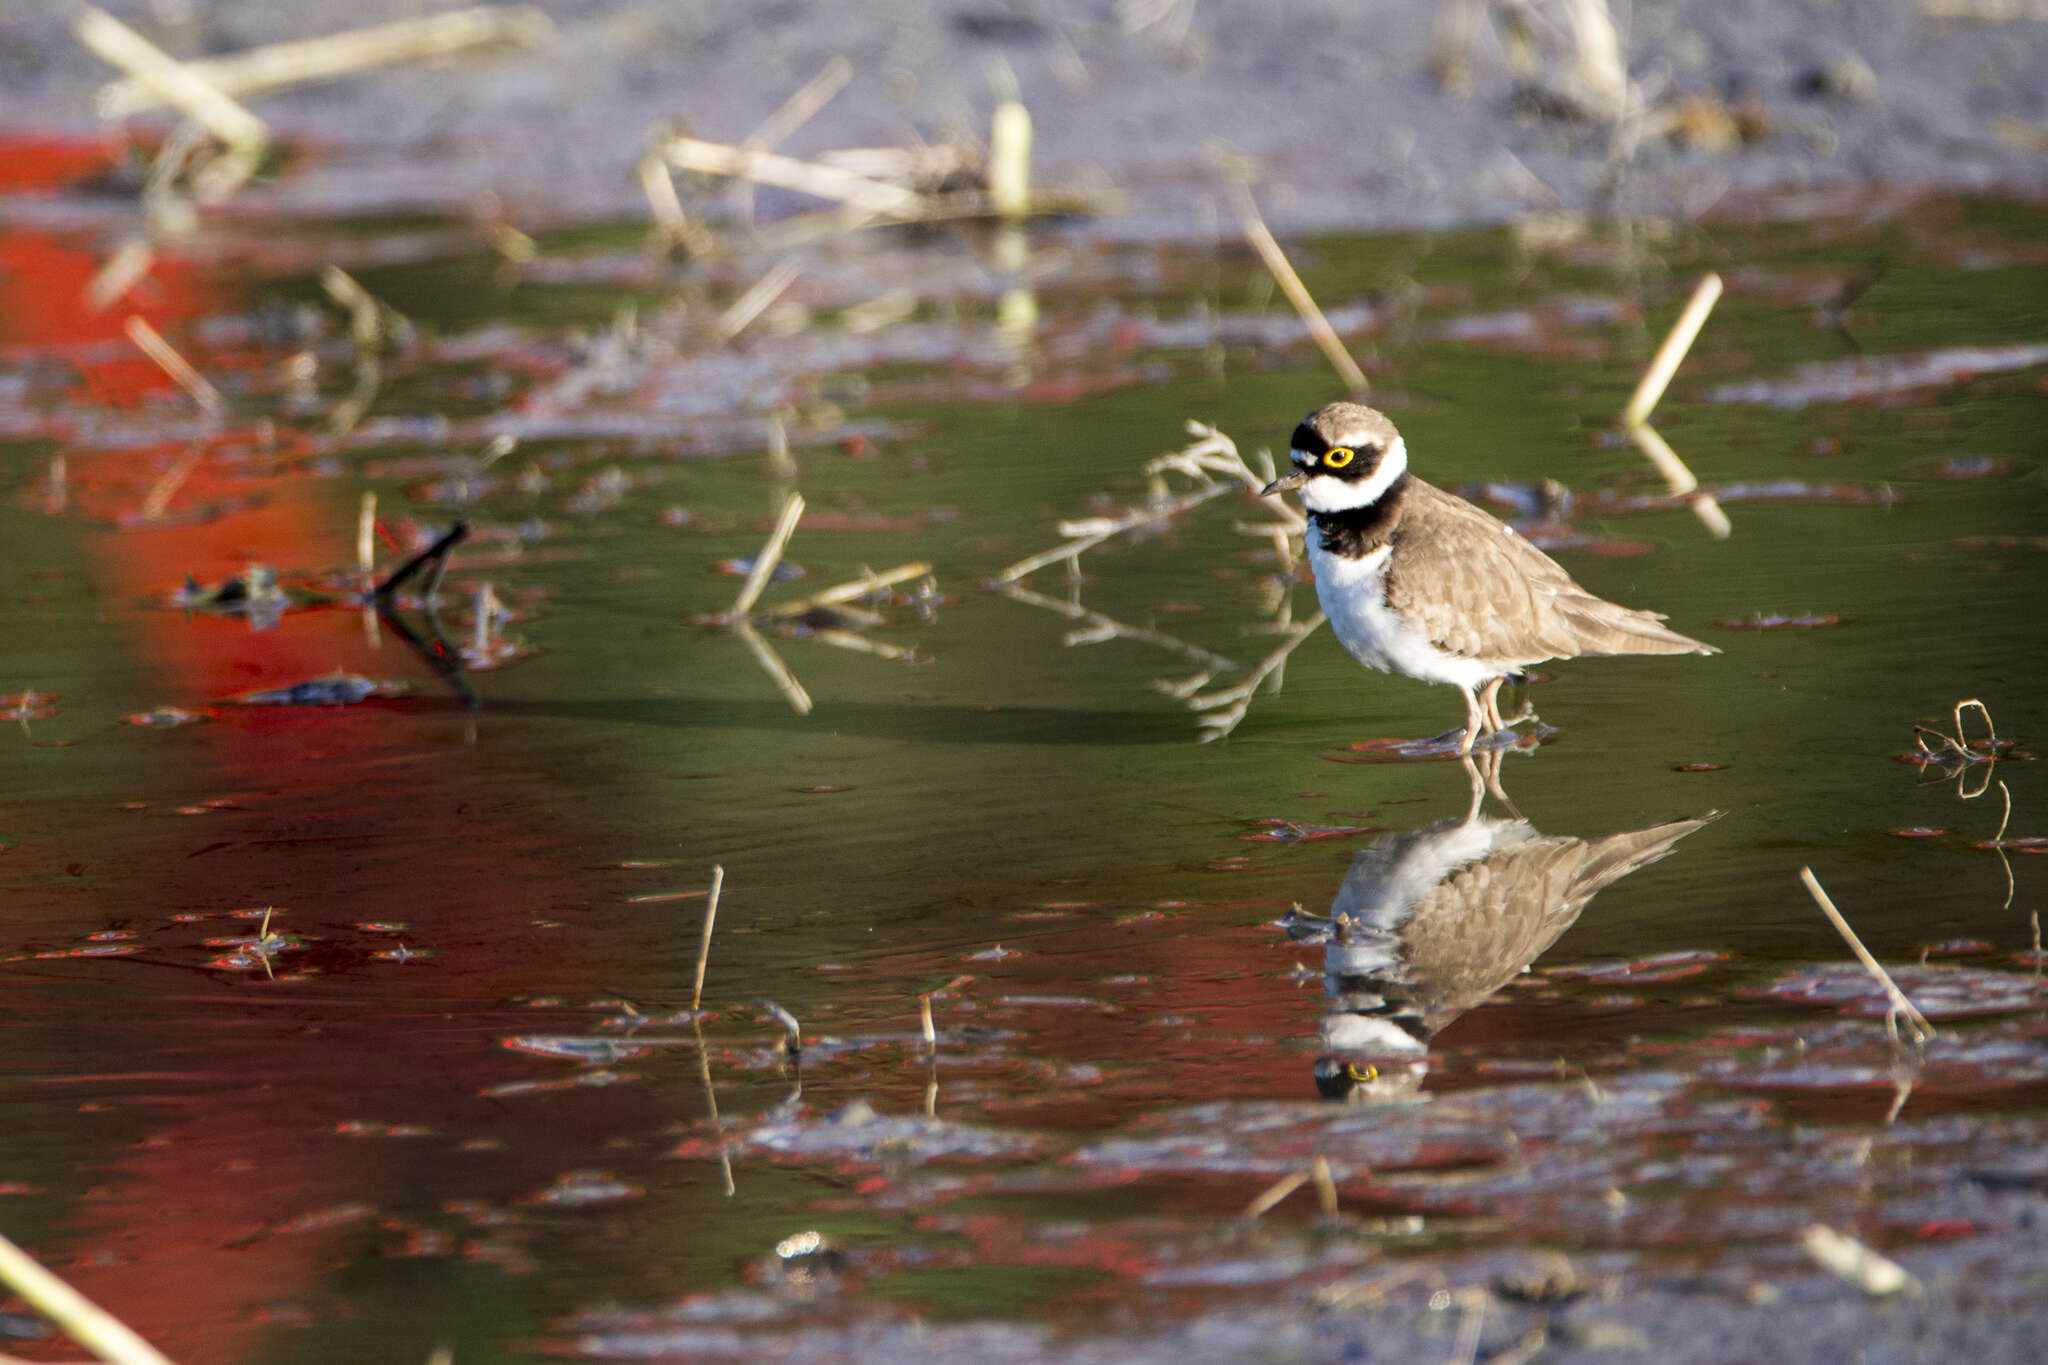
[
  {"left": 1716, "top": 612, "right": 1840, "bottom": 630},
  {"left": 230, "top": 673, "right": 411, "bottom": 706},
  {"left": 123, "top": 706, "right": 211, "bottom": 727},
  {"left": 169, "top": 565, "right": 290, "bottom": 628}
]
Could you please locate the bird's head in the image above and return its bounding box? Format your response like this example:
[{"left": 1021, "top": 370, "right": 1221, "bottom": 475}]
[{"left": 1259, "top": 402, "right": 1408, "bottom": 513}]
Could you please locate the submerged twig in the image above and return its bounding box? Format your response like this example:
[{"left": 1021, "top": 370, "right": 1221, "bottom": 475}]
[
  {"left": 1229, "top": 181, "right": 1369, "bottom": 394},
  {"left": 0, "top": 1230, "right": 173, "bottom": 1365},
  {"left": 731, "top": 619, "right": 813, "bottom": 715},
  {"left": 994, "top": 581, "right": 1238, "bottom": 673},
  {"left": 1189, "top": 612, "right": 1328, "bottom": 742},
  {"left": 1243, "top": 1170, "right": 1310, "bottom": 1220},
  {"left": 1798, "top": 867, "right": 1936, "bottom": 1045}
]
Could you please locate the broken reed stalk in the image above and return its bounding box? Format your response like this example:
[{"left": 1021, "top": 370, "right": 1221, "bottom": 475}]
[
  {"left": 124, "top": 315, "right": 224, "bottom": 421},
  {"left": 664, "top": 135, "right": 926, "bottom": 218},
  {"left": 95, "top": 6, "right": 551, "bottom": 118},
  {"left": 639, "top": 142, "right": 715, "bottom": 257},
  {"left": 75, "top": 6, "right": 268, "bottom": 151},
  {"left": 1797, "top": 867, "right": 1936, "bottom": 1045},
  {"left": 1229, "top": 182, "right": 1369, "bottom": 394},
  {"left": 716, "top": 257, "right": 803, "bottom": 340},
  {"left": 919, "top": 993, "right": 936, "bottom": 1048},
  {"left": 357, "top": 492, "right": 377, "bottom": 582},
  {"left": 691, "top": 864, "right": 724, "bottom": 1013},
  {"left": 1621, "top": 272, "right": 1730, "bottom": 538},
  {"left": 729, "top": 492, "right": 805, "bottom": 618},
  {"left": 988, "top": 98, "right": 1033, "bottom": 221},
  {"left": 1624, "top": 273, "right": 1723, "bottom": 426},
  {"left": 1243, "top": 1170, "right": 1310, "bottom": 1220},
  {"left": 1310, "top": 1155, "right": 1339, "bottom": 1217},
  {"left": 0, "top": 1230, "right": 173, "bottom": 1365}
]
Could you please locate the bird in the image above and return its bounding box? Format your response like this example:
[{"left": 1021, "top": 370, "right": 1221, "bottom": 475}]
[{"left": 1259, "top": 402, "right": 1716, "bottom": 750}]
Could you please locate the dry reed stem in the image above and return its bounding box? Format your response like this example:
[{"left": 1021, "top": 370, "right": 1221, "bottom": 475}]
[
  {"left": 76, "top": 7, "right": 268, "bottom": 150},
  {"left": 732, "top": 620, "right": 813, "bottom": 715},
  {"left": 729, "top": 492, "right": 805, "bottom": 618},
  {"left": 1228, "top": 182, "right": 1369, "bottom": 394},
  {"left": 1243, "top": 1170, "right": 1309, "bottom": 1220},
  {"left": 0, "top": 1231, "right": 173, "bottom": 1365},
  {"left": 1797, "top": 867, "right": 1936, "bottom": 1045},
  {"left": 357, "top": 492, "right": 377, "bottom": 581},
  {"left": 763, "top": 413, "right": 795, "bottom": 480},
  {"left": 989, "top": 99, "right": 1033, "bottom": 220},
  {"left": 96, "top": 7, "right": 550, "bottom": 118},
  {"left": 639, "top": 147, "right": 715, "bottom": 256},
  {"left": 124, "top": 315, "right": 223, "bottom": 421},
  {"left": 716, "top": 257, "right": 803, "bottom": 340},
  {"left": 1310, "top": 1155, "right": 1339, "bottom": 1217},
  {"left": 1801, "top": 1225, "right": 1919, "bottom": 1296},
  {"left": 919, "top": 994, "right": 936, "bottom": 1048},
  {"left": 994, "top": 582, "right": 1239, "bottom": 672},
  {"left": 691, "top": 864, "right": 723, "bottom": 1012},
  {"left": 664, "top": 136, "right": 926, "bottom": 218},
  {"left": 1624, "top": 273, "right": 1723, "bottom": 427}
]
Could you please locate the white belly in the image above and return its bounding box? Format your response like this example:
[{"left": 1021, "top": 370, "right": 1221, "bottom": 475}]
[{"left": 1309, "top": 542, "right": 1496, "bottom": 690}]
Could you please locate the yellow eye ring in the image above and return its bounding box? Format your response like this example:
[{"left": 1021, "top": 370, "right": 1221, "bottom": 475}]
[{"left": 1322, "top": 446, "right": 1355, "bottom": 469}]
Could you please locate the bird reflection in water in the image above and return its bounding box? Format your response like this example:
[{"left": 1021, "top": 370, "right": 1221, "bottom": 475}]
[{"left": 1285, "top": 751, "right": 1715, "bottom": 1101}]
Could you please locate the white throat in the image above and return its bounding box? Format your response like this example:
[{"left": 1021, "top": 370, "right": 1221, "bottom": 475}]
[{"left": 1296, "top": 437, "right": 1409, "bottom": 514}]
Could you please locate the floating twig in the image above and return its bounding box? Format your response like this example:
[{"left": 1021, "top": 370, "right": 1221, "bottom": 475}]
[
  {"left": 664, "top": 135, "right": 927, "bottom": 218},
  {"left": 1798, "top": 867, "right": 1936, "bottom": 1045},
  {"left": 357, "top": 492, "right": 377, "bottom": 583},
  {"left": 691, "top": 865, "right": 723, "bottom": 1013},
  {"left": 1229, "top": 181, "right": 1369, "bottom": 394},
  {"left": 919, "top": 993, "right": 936, "bottom": 1049},
  {"left": 135, "top": 450, "right": 202, "bottom": 523},
  {"left": 124, "top": 315, "right": 223, "bottom": 421},
  {"left": 0, "top": 1230, "right": 173, "bottom": 1365},
  {"left": 760, "top": 562, "right": 932, "bottom": 618}
]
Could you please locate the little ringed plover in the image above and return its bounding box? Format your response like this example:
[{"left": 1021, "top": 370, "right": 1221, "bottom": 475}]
[{"left": 1260, "top": 402, "right": 1716, "bottom": 750}]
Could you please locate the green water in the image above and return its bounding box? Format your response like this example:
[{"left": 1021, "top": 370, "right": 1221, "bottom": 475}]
[{"left": 1, "top": 196, "right": 2044, "bottom": 1360}]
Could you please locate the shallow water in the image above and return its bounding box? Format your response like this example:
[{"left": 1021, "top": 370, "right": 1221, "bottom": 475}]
[{"left": 2, "top": 180, "right": 2046, "bottom": 1361}]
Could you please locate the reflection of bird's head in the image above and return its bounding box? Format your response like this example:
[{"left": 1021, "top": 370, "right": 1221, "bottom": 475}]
[
  {"left": 1313, "top": 1054, "right": 1429, "bottom": 1102},
  {"left": 1259, "top": 402, "right": 1410, "bottom": 514}
]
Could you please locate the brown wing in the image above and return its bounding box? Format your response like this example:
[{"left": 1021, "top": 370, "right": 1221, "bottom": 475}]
[{"left": 1383, "top": 479, "right": 1716, "bottom": 666}]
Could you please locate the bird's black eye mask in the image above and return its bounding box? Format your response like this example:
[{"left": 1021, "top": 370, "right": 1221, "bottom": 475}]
[{"left": 1290, "top": 422, "right": 1379, "bottom": 472}]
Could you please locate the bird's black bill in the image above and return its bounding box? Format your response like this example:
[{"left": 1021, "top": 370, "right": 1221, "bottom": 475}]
[{"left": 1260, "top": 470, "right": 1309, "bottom": 497}]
